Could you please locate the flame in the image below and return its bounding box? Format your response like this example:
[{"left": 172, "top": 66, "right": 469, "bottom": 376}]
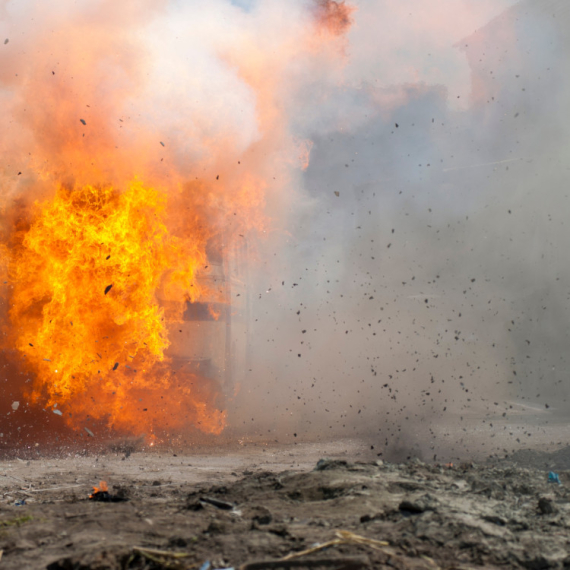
[
  {"left": 5, "top": 180, "right": 226, "bottom": 435},
  {"left": 208, "top": 304, "right": 221, "bottom": 321},
  {"left": 0, "top": 0, "right": 354, "bottom": 440},
  {"left": 90, "top": 480, "right": 108, "bottom": 498}
]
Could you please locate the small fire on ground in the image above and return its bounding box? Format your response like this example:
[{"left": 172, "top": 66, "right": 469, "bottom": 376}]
[{"left": 89, "top": 480, "right": 108, "bottom": 499}]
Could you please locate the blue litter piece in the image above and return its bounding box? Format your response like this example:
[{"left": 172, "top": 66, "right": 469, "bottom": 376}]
[
  {"left": 548, "top": 471, "right": 561, "bottom": 485},
  {"left": 199, "top": 562, "right": 211, "bottom": 570},
  {"left": 14, "top": 499, "right": 26, "bottom": 506}
]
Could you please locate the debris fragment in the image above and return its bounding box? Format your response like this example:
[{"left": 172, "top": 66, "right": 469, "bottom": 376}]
[
  {"left": 104, "top": 284, "right": 113, "bottom": 295},
  {"left": 11, "top": 401, "right": 19, "bottom": 411},
  {"left": 251, "top": 505, "right": 273, "bottom": 525},
  {"left": 399, "top": 499, "right": 427, "bottom": 514},
  {"left": 281, "top": 530, "right": 389, "bottom": 561},
  {"left": 84, "top": 427, "right": 94, "bottom": 437},
  {"left": 53, "top": 409, "right": 62, "bottom": 416},
  {"left": 80, "top": 119, "right": 86, "bottom": 125},
  {"left": 548, "top": 471, "right": 561, "bottom": 485},
  {"left": 186, "top": 499, "right": 204, "bottom": 511},
  {"left": 4, "top": 38, "right": 8, "bottom": 44},
  {"left": 112, "top": 362, "right": 119, "bottom": 371},
  {"left": 199, "top": 496, "right": 235, "bottom": 510},
  {"left": 314, "top": 458, "right": 348, "bottom": 471},
  {"left": 538, "top": 497, "right": 557, "bottom": 515},
  {"left": 160, "top": 141, "right": 165, "bottom": 147},
  {"left": 133, "top": 546, "right": 190, "bottom": 563}
]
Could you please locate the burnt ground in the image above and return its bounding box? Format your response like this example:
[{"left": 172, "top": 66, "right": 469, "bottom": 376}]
[{"left": 0, "top": 437, "right": 570, "bottom": 570}]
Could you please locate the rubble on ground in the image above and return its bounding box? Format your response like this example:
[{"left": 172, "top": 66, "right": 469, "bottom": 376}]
[{"left": 0, "top": 450, "right": 569, "bottom": 569}]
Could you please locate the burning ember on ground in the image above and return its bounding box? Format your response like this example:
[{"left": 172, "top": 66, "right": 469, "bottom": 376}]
[
  {"left": 89, "top": 480, "right": 108, "bottom": 500},
  {"left": 89, "top": 480, "right": 127, "bottom": 502},
  {"left": 0, "top": 0, "right": 354, "bottom": 442}
]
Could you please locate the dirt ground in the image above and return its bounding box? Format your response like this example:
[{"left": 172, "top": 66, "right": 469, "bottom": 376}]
[{"left": 1, "top": 436, "right": 569, "bottom": 570}]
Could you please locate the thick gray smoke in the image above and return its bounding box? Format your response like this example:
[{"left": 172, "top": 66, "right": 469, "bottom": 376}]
[{"left": 232, "top": 0, "right": 570, "bottom": 461}]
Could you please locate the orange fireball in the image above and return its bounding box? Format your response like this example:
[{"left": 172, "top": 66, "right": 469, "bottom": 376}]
[
  {"left": 0, "top": 0, "right": 355, "bottom": 441},
  {"left": 5, "top": 180, "right": 225, "bottom": 436}
]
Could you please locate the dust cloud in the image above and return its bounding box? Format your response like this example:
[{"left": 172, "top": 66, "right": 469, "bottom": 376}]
[{"left": 231, "top": 0, "right": 570, "bottom": 460}]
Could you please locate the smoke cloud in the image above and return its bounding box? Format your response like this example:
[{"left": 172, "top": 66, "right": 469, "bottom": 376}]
[
  {"left": 229, "top": 0, "right": 570, "bottom": 461},
  {"left": 1, "top": 0, "right": 569, "bottom": 460}
]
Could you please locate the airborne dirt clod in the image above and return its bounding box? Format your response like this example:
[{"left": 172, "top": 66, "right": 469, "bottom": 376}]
[{"left": 0, "top": 443, "right": 569, "bottom": 570}]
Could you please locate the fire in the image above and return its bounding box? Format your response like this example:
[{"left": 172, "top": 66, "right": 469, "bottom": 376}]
[
  {"left": 208, "top": 304, "right": 221, "bottom": 321},
  {"left": 91, "top": 481, "right": 108, "bottom": 497},
  {"left": 0, "top": 0, "right": 355, "bottom": 441},
  {"left": 5, "top": 180, "right": 225, "bottom": 435}
]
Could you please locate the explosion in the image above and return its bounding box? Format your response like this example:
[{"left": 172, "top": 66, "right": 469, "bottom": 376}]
[
  {"left": 4, "top": 180, "right": 226, "bottom": 435},
  {"left": 0, "top": 0, "right": 354, "bottom": 441}
]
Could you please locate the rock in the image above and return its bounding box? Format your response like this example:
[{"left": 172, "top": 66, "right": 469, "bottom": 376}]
[
  {"left": 399, "top": 499, "right": 426, "bottom": 514},
  {"left": 205, "top": 519, "right": 226, "bottom": 534},
  {"left": 537, "top": 497, "right": 557, "bottom": 515},
  {"left": 250, "top": 506, "right": 272, "bottom": 525},
  {"left": 314, "top": 458, "right": 348, "bottom": 471},
  {"left": 398, "top": 494, "right": 437, "bottom": 514}
]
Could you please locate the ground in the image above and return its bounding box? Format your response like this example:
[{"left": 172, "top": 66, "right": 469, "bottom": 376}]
[{"left": 0, "top": 438, "right": 569, "bottom": 570}]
